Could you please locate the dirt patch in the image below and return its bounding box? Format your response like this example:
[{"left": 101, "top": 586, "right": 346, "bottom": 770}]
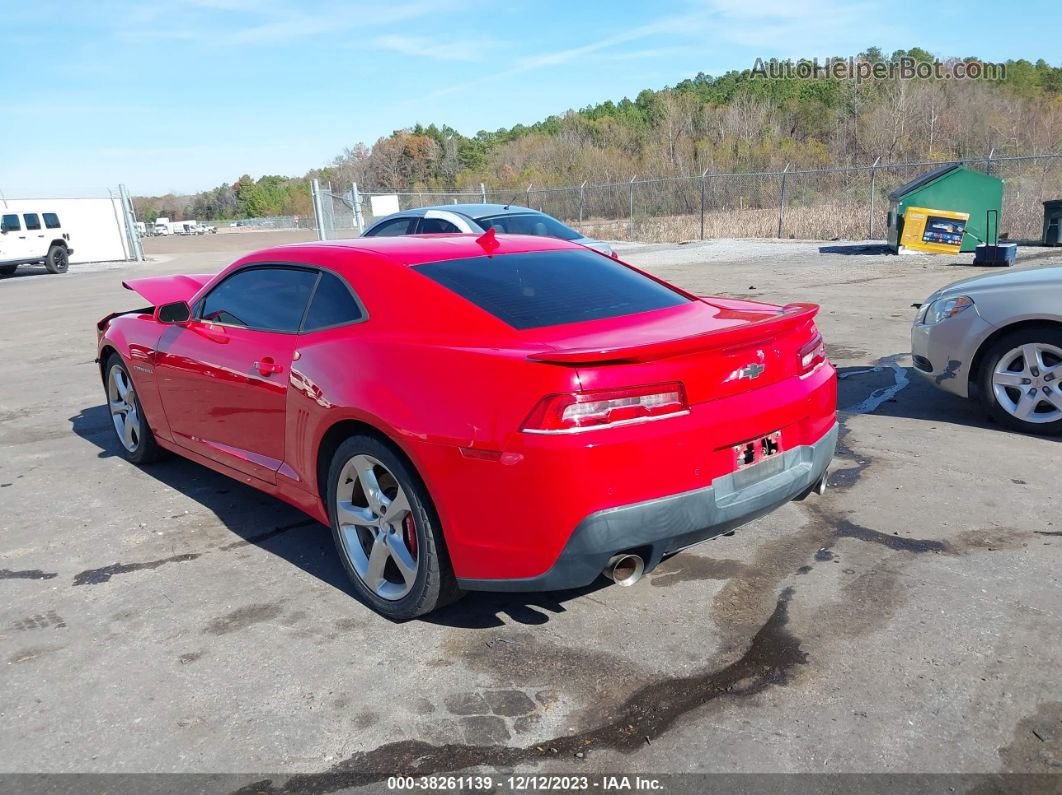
[
  {"left": 204, "top": 603, "right": 284, "bottom": 635},
  {"left": 231, "top": 589, "right": 807, "bottom": 794},
  {"left": 649, "top": 555, "right": 751, "bottom": 587},
  {"left": 999, "top": 702, "right": 1062, "bottom": 773}
]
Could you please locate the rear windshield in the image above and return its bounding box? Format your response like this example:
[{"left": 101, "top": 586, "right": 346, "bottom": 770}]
[
  {"left": 476, "top": 212, "right": 582, "bottom": 241},
  {"left": 414, "top": 249, "right": 688, "bottom": 330}
]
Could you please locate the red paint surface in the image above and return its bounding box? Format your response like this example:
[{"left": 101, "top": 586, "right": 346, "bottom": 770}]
[{"left": 101, "top": 235, "right": 836, "bottom": 582}]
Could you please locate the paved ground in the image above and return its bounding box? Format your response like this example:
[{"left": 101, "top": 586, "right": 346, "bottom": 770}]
[{"left": 1, "top": 235, "right": 1060, "bottom": 787}]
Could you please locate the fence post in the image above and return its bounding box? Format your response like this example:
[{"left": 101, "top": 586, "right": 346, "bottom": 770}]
[
  {"left": 579, "top": 181, "right": 586, "bottom": 225},
  {"left": 480, "top": 183, "right": 486, "bottom": 203},
  {"left": 868, "top": 156, "right": 881, "bottom": 240},
  {"left": 777, "top": 164, "right": 790, "bottom": 239},
  {"left": 310, "top": 179, "right": 326, "bottom": 241},
  {"left": 352, "top": 182, "right": 364, "bottom": 232},
  {"left": 700, "top": 168, "right": 710, "bottom": 241},
  {"left": 985, "top": 147, "right": 995, "bottom": 177},
  {"left": 628, "top": 176, "right": 637, "bottom": 241}
]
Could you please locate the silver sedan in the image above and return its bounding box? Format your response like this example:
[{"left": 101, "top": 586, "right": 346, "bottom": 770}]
[
  {"left": 911, "top": 263, "right": 1062, "bottom": 435},
  {"left": 360, "top": 204, "right": 614, "bottom": 257}
]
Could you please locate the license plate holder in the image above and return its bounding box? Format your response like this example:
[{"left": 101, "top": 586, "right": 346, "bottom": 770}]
[{"left": 732, "top": 431, "right": 784, "bottom": 487}]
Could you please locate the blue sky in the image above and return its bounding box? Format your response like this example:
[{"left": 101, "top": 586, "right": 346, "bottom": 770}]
[{"left": 2, "top": 0, "right": 1059, "bottom": 197}]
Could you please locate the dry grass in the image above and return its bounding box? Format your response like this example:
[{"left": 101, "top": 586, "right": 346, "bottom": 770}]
[{"left": 578, "top": 202, "right": 882, "bottom": 243}]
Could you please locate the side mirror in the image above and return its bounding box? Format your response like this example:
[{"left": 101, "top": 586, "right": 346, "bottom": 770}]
[{"left": 158, "top": 301, "right": 191, "bottom": 324}]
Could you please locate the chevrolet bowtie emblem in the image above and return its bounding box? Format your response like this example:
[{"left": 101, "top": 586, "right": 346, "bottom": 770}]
[{"left": 726, "top": 362, "right": 766, "bottom": 382}]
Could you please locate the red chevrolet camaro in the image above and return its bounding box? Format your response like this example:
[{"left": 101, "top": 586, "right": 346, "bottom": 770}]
[{"left": 97, "top": 233, "right": 837, "bottom": 619}]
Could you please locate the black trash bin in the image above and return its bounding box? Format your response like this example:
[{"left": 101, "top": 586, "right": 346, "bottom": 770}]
[{"left": 1044, "top": 200, "right": 1062, "bottom": 246}]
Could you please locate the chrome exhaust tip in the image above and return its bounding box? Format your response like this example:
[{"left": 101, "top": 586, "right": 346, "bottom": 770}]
[
  {"left": 816, "top": 469, "right": 829, "bottom": 496},
  {"left": 604, "top": 553, "right": 644, "bottom": 587}
]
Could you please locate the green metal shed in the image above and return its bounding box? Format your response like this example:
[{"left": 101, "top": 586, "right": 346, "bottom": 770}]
[{"left": 886, "top": 164, "right": 1004, "bottom": 253}]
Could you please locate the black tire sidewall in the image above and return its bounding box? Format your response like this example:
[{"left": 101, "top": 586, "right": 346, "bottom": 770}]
[
  {"left": 326, "top": 435, "right": 457, "bottom": 620},
  {"left": 0, "top": 265, "right": 16, "bottom": 276},
  {"left": 46, "top": 246, "right": 69, "bottom": 274},
  {"left": 978, "top": 326, "right": 1062, "bottom": 436}
]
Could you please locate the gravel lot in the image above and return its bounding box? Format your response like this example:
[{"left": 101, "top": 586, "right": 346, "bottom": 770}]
[{"left": 1, "top": 234, "right": 1060, "bottom": 788}]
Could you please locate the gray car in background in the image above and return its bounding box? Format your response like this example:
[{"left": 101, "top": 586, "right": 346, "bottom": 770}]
[
  {"left": 360, "top": 204, "right": 614, "bottom": 257},
  {"left": 911, "top": 264, "right": 1062, "bottom": 435}
]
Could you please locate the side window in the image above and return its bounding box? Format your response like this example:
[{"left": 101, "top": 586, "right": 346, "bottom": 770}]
[
  {"left": 365, "top": 217, "right": 416, "bottom": 237},
  {"left": 2, "top": 214, "right": 21, "bottom": 232},
  {"left": 24, "top": 214, "right": 41, "bottom": 231},
  {"left": 302, "top": 271, "right": 365, "bottom": 331},
  {"left": 417, "top": 217, "right": 460, "bottom": 234},
  {"left": 43, "top": 213, "right": 60, "bottom": 229},
  {"left": 199, "top": 267, "right": 318, "bottom": 332}
]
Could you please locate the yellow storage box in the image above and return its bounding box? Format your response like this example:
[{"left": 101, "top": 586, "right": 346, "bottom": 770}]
[{"left": 899, "top": 207, "right": 970, "bottom": 254}]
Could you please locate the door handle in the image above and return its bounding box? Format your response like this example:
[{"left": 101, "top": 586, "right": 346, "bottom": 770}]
[{"left": 254, "top": 357, "right": 283, "bottom": 377}]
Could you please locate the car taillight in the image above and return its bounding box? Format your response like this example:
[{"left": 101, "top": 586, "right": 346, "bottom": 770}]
[
  {"left": 522, "top": 382, "right": 688, "bottom": 434},
  {"left": 798, "top": 333, "right": 827, "bottom": 374}
]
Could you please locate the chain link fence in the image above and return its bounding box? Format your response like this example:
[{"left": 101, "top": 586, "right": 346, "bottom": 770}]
[{"left": 312, "top": 154, "right": 1062, "bottom": 244}]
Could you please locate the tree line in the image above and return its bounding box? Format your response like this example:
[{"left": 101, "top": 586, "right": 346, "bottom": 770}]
[{"left": 133, "top": 48, "right": 1062, "bottom": 222}]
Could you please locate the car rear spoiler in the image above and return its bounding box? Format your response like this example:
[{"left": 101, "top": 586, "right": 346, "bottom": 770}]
[
  {"left": 526, "top": 303, "right": 819, "bottom": 364},
  {"left": 121, "top": 273, "right": 214, "bottom": 306}
]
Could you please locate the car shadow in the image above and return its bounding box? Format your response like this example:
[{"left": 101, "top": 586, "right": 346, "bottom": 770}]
[
  {"left": 817, "top": 243, "right": 893, "bottom": 256},
  {"left": 424, "top": 581, "right": 610, "bottom": 629},
  {"left": 70, "top": 403, "right": 614, "bottom": 625},
  {"left": 0, "top": 264, "right": 52, "bottom": 280},
  {"left": 836, "top": 364, "right": 1060, "bottom": 441},
  {"left": 69, "top": 403, "right": 354, "bottom": 593}
]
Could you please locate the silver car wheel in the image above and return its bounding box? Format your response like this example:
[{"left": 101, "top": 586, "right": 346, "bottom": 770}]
[
  {"left": 334, "top": 454, "right": 419, "bottom": 601},
  {"left": 108, "top": 365, "right": 141, "bottom": 452},
  {"left": 991, "top": 342, "right": 1062, "bottom": 424}
]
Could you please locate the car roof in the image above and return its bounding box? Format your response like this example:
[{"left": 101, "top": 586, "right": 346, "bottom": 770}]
[
  {"left": 241, "top": 233, "right": 578, "bottom": 269},
  {"left": 386, "top": 204, "right": 542, "bottom": 219}
]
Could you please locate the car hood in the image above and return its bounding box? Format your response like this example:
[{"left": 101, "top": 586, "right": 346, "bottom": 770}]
[{"left": 935, "top": 263, "right": 1062, "bottom": 297}]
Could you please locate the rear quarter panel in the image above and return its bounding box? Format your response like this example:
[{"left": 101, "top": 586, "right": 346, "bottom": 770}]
[{"left": 287, "top": 330, "right": 582, "bottom": 513}]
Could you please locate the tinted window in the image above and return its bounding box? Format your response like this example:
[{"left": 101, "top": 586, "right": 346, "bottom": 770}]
[
  {"left": 199, "top": 267, "right": 317, "bottom": 332},
  {"left": 365, "top": 217, "right": 417, "bottom": 237},
  {"left": 418, "top": 217, "right": 460, "bottom": 234},
  {"left": 414, "top": 249, "right": 688, "bottom": 330},
  {"left": 2, "top": 214, "right": 20, "bottom": 232},
  {"left": 43, "top": 213, "right": 60, "bottom": 229},
  {"left": 303, "top": 271, "right": 364, "bottom": 331},
  {"left": 24, "top": 213, "right": 41, "bottom": 231},
  {"left": 477, "top": 212, "right": 582, "bottom": 241}
]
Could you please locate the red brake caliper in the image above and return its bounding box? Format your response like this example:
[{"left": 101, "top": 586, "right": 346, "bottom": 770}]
[{"left": 403, "top": 514, "right": 418, "bottom": 558}]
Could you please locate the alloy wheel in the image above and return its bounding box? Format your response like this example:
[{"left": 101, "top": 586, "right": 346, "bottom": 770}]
[
  {"left": 334, "top": 454, "right": 419, "bottom": 601},
  {"left": 991, "top": 342, "right": 1062, "bottom": 424},
  {"left": 108, "top": 366, "right": 141, "bottom": 452}
]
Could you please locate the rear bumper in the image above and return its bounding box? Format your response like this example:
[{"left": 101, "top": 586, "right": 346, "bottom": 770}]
[{"left": 458, "top": 421, "right": 837, "bottom": 592}]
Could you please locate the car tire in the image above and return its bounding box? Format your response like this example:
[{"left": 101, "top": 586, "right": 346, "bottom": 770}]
[
  {"left": 978, "top": 326, "right": 1062, "bottom": 436},
  {"left": 44, "top": 245, "right": 69, "bottom": 274},
  {"left": 104, "top": 354, "right": 163, "bottom": 463},
  {"left": 327, "top": 435, "right": 462, "bottom": 620},
  {"left": 0, "top": 264, "right": 16, "bottom": 276}
]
